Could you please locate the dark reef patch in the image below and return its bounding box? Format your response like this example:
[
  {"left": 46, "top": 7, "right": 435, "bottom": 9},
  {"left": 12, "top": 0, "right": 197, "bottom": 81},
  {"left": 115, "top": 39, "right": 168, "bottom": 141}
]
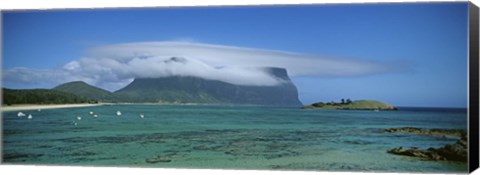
[{"left": 385, "top": 127, "right": 467, "bottom": 162}]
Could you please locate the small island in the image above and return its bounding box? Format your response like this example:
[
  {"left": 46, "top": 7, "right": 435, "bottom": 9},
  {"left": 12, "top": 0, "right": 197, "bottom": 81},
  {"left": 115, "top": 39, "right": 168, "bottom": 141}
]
[{"left": 302, "top": 99, "right": 397, "bottom": 110}]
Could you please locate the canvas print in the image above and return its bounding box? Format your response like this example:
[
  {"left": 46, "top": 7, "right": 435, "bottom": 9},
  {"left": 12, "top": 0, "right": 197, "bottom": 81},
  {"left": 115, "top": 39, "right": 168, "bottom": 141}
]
[{"left": 1, "top": 2, "right": 474, "bottom": 173}]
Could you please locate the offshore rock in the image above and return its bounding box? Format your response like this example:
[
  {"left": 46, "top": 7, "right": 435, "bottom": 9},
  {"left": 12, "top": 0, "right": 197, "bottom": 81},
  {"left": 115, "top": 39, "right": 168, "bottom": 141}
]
[{"left": 386, "top": 128, "right": 467, "bottom": 162}]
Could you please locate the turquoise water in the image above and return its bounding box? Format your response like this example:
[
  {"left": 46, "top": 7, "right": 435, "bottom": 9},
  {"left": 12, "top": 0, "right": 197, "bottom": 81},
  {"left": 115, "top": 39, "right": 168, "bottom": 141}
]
[{"left": 2, "top": 105, "right": 468, "bottom": 172}]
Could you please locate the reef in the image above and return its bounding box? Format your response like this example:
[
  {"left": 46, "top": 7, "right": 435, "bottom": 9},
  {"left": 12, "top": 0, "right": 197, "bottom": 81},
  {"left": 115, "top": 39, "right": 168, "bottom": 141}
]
[{"left": 385, "top": 127, "right": 467, "bottom": 162}]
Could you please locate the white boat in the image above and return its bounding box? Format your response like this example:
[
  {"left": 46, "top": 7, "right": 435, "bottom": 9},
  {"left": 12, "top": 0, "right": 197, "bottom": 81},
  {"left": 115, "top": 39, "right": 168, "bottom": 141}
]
[
  {"left": 17, "top": 112, "right": 26, "bottom": 117},
  {"left": 116, "top": 111, "right": 122, "bottom": 116},
  {"left": 77, "top": 116, "right": 82, "bottom": 120},
  {"left": 140, "top": 114, "right": 144, "bottom": 119},
  {"left": 93, "top": 114, "right": 98, "bottom": 118},
  {"left": 27, "top": 114, "right": 32, "bottom": 119},
  {"left": 89, "top": 111, "right": 94, "bottom": 115}
]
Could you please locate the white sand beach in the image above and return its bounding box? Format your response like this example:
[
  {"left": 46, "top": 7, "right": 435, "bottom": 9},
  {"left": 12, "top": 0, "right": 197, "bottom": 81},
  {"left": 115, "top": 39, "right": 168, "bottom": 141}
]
[{"left": 1, "top": 103, "right": 107, "bottom": 112}]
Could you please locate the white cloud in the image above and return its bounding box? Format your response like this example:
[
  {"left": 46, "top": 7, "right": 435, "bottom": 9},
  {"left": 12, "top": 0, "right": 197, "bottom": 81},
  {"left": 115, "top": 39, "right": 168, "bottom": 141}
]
[
  {"left": 89, "top": 41, "right": 399, "bottom": 77},
  {"left": 3, "top": 41, "right": 405, "bottom": 91}
]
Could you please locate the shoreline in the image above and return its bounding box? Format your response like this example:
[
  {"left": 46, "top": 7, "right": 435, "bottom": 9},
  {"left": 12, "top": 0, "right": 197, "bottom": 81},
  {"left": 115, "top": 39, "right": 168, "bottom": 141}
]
[{"left": 1, "top": 103, "right": 108, "bottom": 112}]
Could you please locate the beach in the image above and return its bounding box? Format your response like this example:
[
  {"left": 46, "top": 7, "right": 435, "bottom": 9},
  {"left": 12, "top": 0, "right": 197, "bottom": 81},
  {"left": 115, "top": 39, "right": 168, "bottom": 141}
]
[{"left": 0, "top": 103, "right": 107, "bottom": 112}]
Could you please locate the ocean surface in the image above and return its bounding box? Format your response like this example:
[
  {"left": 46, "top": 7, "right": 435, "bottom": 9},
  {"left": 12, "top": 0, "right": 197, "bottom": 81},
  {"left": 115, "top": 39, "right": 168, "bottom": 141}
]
[{"left": 2, "top": 105, "right": 468, "bottom": 173}]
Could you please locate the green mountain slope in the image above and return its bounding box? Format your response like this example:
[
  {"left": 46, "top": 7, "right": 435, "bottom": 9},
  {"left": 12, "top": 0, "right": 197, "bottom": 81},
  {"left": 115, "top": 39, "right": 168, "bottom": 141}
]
[
  {"left": 53, "top": 81, "right": 117, "bottom": 102},
  {"left": 114, "top": 67, "right": 302, "bottom": 106},
  {"left": 10, "top": 64, "right": 303, "bottom": 106}
]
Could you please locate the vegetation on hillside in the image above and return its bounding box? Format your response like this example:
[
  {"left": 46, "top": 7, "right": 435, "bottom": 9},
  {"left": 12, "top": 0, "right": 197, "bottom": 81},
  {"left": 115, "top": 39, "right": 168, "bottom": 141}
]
[
  {"left": 114, "top": 76, "right": 302, "bottom": 106},
  {"left": 303, "top": 99, "right": 396, "bottom": 110},
  {"left": 2, "top": 88, "right": 95, "bottom": 105},
  {"left": 3, "top": 72, "right": 302, "bottom": 106},
  {"left": 53, "top": 81, "right": 118, "bottom": 102}
]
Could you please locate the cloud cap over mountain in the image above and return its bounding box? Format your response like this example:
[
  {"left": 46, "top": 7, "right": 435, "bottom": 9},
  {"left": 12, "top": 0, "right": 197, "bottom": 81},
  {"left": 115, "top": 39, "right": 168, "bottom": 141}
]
[{"left": 4, "top": 41, "right": 408, "bottom": 91}]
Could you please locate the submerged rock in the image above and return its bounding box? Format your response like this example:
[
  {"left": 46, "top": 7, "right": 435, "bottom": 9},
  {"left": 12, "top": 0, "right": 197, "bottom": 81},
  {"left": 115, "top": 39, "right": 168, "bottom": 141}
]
[
  {"left": 3, "top": 153, "right": 44, "bottom": 161},
  {"left": 192, "top": 145, "right": 210, "bottom": 151},
  {"left": 145, "top": 152, "right": 187, "bottom": 164},
  {"left": 387, "top": 147, "right": 445, "bottom": 161},
  {"left": 145, "top": 156, "right": 172, "bottom": 163},
  {"left": 384, "top": 127, "right": 466, "bottom": 137}
]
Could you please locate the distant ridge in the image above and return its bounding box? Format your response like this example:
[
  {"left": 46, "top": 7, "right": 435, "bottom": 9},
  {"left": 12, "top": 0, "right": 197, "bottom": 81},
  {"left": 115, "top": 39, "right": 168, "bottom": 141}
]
[{"left": 53, "top": 81, "right": 117, "bottom": 102}]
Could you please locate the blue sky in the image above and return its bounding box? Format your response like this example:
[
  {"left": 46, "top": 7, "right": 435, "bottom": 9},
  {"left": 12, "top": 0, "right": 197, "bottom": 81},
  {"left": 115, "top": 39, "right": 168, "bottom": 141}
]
[{"left": 2, "top": 2, "right": 469, "bottom": 107}]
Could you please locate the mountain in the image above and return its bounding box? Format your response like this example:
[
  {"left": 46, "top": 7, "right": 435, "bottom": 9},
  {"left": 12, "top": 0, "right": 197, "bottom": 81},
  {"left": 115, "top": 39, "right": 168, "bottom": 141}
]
[
  {"left": 33, "top": 63, "right": 303, "bottom": 106},
  {"left": 53, "top": 81, "right": 117, "bottom": 102},
  {"left": 115, "top": 67, "right": 302, "bottom": 106},
  {"left": 2, "top": 88, "right": 90, "bottom": 105}
]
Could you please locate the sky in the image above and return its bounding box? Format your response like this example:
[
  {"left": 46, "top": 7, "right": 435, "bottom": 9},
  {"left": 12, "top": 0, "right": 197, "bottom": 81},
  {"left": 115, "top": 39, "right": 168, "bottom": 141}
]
[{"left": 2, "top": 2, "right": 469, "bottom": 107}]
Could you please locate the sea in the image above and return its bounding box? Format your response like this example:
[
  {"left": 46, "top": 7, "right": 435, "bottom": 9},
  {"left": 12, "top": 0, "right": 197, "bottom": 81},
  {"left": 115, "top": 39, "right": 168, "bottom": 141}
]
[{"left": 1, "top": 104, "right": 468, "bottom": 173}]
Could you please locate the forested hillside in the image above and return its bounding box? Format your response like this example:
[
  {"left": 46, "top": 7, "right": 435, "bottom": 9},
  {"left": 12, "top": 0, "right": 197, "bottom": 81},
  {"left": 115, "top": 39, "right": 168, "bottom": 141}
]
[{"left": 2, "top": 88, "right": 92, "bottom": 105}]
